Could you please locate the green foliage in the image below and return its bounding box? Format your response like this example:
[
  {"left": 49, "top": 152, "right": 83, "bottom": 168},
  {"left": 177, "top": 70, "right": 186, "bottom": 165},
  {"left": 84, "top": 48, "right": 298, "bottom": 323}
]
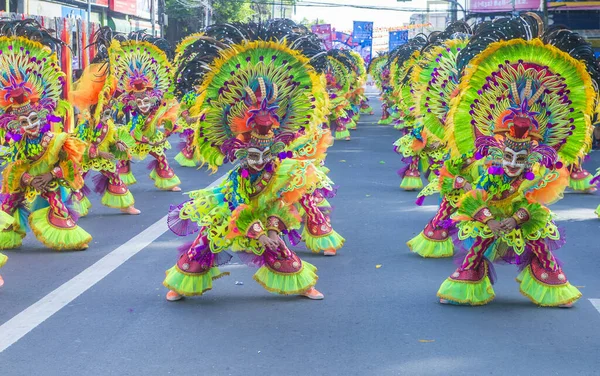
[
  {"left": 212, "top": 0, "right": 254, "bottom": 23},
  {"left": 298, "top": 17, "right": 326, "bottom": 27}
]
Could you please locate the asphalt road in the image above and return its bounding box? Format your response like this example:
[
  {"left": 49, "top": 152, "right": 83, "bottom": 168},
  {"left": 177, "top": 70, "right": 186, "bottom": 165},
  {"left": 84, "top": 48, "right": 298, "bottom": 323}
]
[{"left": 1, "top": 97, "right": 600, "bottom": 376}]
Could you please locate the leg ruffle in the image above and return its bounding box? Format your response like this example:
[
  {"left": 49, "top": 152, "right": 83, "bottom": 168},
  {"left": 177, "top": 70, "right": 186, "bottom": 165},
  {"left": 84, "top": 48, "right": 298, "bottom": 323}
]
[
  {"left": 596, "top": 204, "right": 600, "bottom": 218},
  {"left": 301, "top": 226, "right": 345, "bottom": 254},
  {"left": 378, "top": 117, "right": 394, "bottom": 125},
  {"left": 149, "top": 169, "right": 181, "bottom": 190},
  {"left": 28, "top": 208, "right": 91, "bottom": 251},
  {"left": 0, "top": 252, "right": 6, "bottom": 268},
  {"left": 0, "top": 229, "right": 23, "bottom": 250},
  {"left": 0, "top": 210, "right": 24, "bottom": 249},
  {"left": 407, "top": 231, "right": 454, "bottom": 258},
  {"left": 437, "top": 263, "right": 495, "bottom": 306},
  {"left": 101, "top": 189, "right": 135, "bottom": 209},
  {"left": 163, "top": 265, "right": 229, "bottom": 297},
  {"left": 253, "top": 261, "right": 318, "bottom": 295},
  {"left": 517, "top": 266, "right": 582, "bottom": 307},
  {"left": 335, "top": 129, "right": 351, "bottom": 140},
  {"left": 72, "top": 195, "right": 92, "bottom": 217},
  {"left": 569, "top": 174, "right": 595, "bottom": 193},
  {"left": 174, "top": 152, "right": 198, "bottom": 168},
  {"left": 400, "top": 176, "right": 423, "bottom": 191},
  {"left": 120, "top": 171, "right": 137, "bottom": 186}
]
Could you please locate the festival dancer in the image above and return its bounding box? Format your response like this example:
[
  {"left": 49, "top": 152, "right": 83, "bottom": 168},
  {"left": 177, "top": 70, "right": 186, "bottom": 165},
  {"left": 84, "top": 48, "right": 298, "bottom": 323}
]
[
  {"left": 390, "top": 36, "right": 429, "bottom": 190},
  {"left": 403, "top": 26, "right": 474, "bottom": 258},
  {"left": 437, "top": 25, "right": 595, "bottom": 306},
  {"left": 0, "top": 24, "right": 91, "bottom": 250},
  {"left": 163, "top": 27, "right": 332, "bottom": 301},
  {"left": 70, "top": 63, "right": 140, "bottom": 215},
  {"left": 110, "top": 37, "right": 181, "bottom": 191},
  {"left": 326, "top": 53, "right": 353, "bottom": 141},
  {"left": 172, "top": 33, "right": 205, "bottom": 168}
]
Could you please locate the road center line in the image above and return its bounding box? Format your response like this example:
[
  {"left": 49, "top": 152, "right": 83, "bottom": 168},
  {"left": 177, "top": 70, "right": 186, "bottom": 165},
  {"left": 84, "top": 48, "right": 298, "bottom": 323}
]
[{"left": 0, "top": 172, "right": 228, "bottom": 353}]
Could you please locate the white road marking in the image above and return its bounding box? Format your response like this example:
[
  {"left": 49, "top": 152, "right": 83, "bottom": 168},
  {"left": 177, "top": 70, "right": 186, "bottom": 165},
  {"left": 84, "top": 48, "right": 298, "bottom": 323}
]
[
  {"left": 0, "top": 173, "right": 228, "bottom": 353},
  {"left": 589, "top": 299, "right": 600, "bottom": 314}
]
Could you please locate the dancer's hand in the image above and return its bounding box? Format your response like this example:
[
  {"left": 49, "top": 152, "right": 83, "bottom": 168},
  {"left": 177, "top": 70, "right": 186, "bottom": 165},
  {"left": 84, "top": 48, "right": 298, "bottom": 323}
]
[
  {"left": 150, "top": 139, "right": 167, "bottom": 147},
  {"left": 500, "top": 218, "right": 517, "bottom": 232},
  {"left": 463, "top": 182, "right": 472, "bottom": 191},
  {"left": 487, "top": 219, "right": 503, "bottom": 235},
  {"left": 98, "top": 151, "right": 114, "bottom": 160},
  {"left": 115, "top": 141, "right": 127, "bottom": 152},
  {"left": 31, "top": 173, "right": 53, "bottom": 191},
  {"left": 258, "top": 234, "right": 279, "bottom": 251}
]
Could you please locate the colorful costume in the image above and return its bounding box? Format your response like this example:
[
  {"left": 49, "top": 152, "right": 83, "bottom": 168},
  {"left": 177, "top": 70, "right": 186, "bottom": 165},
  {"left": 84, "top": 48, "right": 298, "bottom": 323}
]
[
  {"left": 70, "top": 61, "right": 139, "bottom": 215},
  {"left": 172, "top": 33, "right": 205, "bottom": 168},
  {"left": 0, "top": 30, "right": 91, "bottom": 251},
  {"left": 110, "top": 38, "right": 181, "bottom": 191},
  {"left": 369, "top": 55, "right": 394, "bottom": 125},
  {"left": 163, "top": 32, "right": 332, "bottom": 301},
  {"left": 325, "top": 51, "right": 355, "bottom": 140},
  {"left": 404, "top": 32, "right": 474, "bottom": 258},
  {"left": 437, "top": 28, "right": 594, "bottom": 306}
]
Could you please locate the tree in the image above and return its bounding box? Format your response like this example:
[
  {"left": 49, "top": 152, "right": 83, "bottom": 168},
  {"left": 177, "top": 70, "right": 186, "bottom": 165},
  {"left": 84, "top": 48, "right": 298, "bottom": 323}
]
[
  {"left": 211, "top": 0, "right": 254, "bottom": 23},
  {"left": 164, "top": 0, "right": 203, "bottom": 45},
  {"left": 298, "top": 17, "right": 327, "bottom": 27}
]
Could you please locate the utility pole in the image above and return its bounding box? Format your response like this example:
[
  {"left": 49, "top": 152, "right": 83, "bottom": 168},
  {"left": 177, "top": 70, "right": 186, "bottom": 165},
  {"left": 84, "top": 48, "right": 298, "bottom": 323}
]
[
  {"left": 151, "top": 0, "right": 156, "bottom": 36},
  {"left": 450, "top": 0, "right": 457, "bottom": 22},
  {"left": 542, "top": 0, "right": 548, "bottom": 25},
  {"left": 87, "top": 0, "right": 91, "bottom": 30}
]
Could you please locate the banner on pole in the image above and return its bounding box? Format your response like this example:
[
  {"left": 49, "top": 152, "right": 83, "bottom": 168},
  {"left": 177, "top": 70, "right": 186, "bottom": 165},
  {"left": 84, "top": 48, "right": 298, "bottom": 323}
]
[
  {"left": 311, "top": 24, "right": 333, "bottom": 50},
  {"left": 352, "top": 21, "right": 373, "bottom": 64},
  {"left": 389, "top": 30, "right": 408, "bottom": 51}
]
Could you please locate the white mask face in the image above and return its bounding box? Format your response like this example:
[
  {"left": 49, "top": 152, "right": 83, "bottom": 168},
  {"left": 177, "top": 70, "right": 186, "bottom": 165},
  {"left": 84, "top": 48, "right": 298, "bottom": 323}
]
[
  {"left": 502, "top": 147, "right": 528, "bottom": 177},
  {"left": 136, "top": 97, "right": 153, "bottom": 114},
  {"left": 100, "top": 107, "right": 112, "bottom": 123},
  {"left": 19, "top": 111, "right": 41, "bottom": 137},
  {"left": 246, "top": 147, "right": 272, "bottom": 172}
]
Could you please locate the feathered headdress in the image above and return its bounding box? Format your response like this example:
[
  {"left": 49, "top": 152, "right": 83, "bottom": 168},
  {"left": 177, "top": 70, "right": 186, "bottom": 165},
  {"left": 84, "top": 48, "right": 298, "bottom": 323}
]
[
  {"left": 110, "top": 39, "right": 173, "bottom": 106},
  {"left": 447, "top": 38, "right": 594, "bottom": 169},
  {"left": 414, "top": 38, "right": 469, "bottom": 141},
  {"left": 190, "top": 40, "right": 328, "bottom": 171},
  {"left": 0, "top": 36, "right": 66, "bottom": 141}
]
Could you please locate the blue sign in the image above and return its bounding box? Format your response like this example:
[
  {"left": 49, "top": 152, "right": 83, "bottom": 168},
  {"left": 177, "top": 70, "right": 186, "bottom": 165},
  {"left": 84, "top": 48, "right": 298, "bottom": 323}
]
[
  {"left": 389, "top": 30, "right": 409, "bottom": 52},
  {"left": 352, "top": 21, "right": 374, "bottom": 64},
  {"left": 61, "top": 5, "right": 86, "bottom": 19}
]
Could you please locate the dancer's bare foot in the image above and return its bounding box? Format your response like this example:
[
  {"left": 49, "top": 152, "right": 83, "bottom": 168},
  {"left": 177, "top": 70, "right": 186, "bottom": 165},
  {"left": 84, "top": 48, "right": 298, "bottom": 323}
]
[
  {"left": 171, "top": 186, "right": 182, "bottom": 192},
  {"left": 121, "top": 206, "right": 141, "bottom": 215},
  {"left": 0, "top": 274, "right": 4, "bottom": 288}
]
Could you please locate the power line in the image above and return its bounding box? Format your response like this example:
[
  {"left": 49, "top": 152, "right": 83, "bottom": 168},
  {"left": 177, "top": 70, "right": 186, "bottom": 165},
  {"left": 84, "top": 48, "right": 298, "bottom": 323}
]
[{"left": 217, "top": 0, "right": 446, "bottom": 13}]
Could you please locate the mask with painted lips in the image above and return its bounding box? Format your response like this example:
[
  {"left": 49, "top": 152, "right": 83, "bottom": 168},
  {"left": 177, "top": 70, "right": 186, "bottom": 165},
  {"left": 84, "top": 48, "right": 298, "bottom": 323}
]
[
  {"left": 19, "top": 111, "right": 42, "bottom": 138},
  {"left": 135, "top": 97, "right": 154, "bottom": 114},
  {"left": 502, "top": 147, "right": 528, "bottom": 177},
  {"left": 247, "top": 147, "right": 272, "bottom": 172}
]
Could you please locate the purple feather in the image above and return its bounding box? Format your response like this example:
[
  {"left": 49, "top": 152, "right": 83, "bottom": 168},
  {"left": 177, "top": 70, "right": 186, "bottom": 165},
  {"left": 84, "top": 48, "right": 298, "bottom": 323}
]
[
  {"left": 167, "top": 201, "right": 199, "bottom": 236},
  {"left": 91, "top": 173, "right": 109, "bottom": 195}
]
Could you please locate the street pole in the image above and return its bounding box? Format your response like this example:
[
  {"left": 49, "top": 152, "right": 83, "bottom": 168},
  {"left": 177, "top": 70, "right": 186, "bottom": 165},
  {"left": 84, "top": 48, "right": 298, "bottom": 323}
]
[
  {"left": 87, "top": 0, "right": 91, "bottom": 29},
  {"left": 450, "top": 1, "right": 457, "bottom": 22},
  {"left": 151, "top": 0, "right": 156, "bottom": 36},
  {"left": 542, "top": 0, "right": 548, "bottom": 25}
]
